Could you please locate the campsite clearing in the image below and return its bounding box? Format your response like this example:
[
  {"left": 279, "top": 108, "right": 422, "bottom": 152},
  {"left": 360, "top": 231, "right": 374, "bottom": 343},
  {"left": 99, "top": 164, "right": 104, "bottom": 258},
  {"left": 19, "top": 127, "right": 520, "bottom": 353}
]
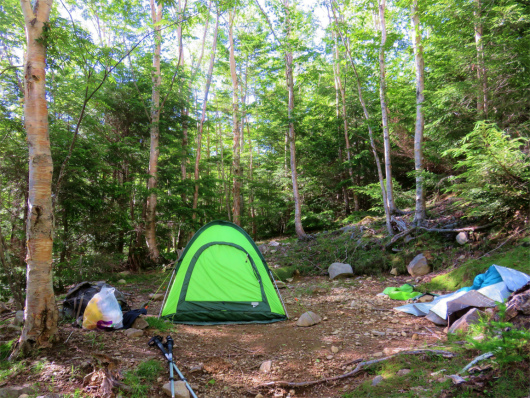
[{"left": 1, "top": 272, "right": 467, "bottom": 397}]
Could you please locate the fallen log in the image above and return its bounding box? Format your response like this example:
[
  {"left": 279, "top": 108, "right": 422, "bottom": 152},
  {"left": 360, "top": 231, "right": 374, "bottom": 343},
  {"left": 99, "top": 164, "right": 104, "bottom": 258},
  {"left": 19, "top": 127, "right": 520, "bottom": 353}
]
[{"left": 259, "top": 349, "right": 455, "bottom": 388}]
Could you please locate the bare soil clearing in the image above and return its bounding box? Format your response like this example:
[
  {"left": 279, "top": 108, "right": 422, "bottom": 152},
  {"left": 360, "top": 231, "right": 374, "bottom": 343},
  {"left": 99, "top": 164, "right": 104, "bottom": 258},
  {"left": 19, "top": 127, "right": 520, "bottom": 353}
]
[{"left": 2, "top": 272, "right": 450, "bottom": 397}]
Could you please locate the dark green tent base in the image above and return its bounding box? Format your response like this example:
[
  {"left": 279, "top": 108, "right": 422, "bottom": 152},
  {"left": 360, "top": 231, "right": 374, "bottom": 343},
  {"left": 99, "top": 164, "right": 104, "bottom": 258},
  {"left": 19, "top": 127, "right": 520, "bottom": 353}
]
[{"left": 162, "top": 313, "right": 287, "bottom": 325}]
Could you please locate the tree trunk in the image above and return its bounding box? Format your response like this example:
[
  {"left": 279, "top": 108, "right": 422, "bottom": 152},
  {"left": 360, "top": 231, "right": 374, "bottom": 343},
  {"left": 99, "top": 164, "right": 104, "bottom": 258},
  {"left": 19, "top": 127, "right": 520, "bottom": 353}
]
[
  {"left": 193, "top": 7, "right": 220, "bottom": 220},
  {"left": 145, "top": 0, "right": 162, "bottom": 261},
  {"left": 329, "top": 0, "right": 393, "bottom": 235},
  {"left": 229, "top": 9, "right": 242, "bottom": 226},
  {"left": 412, "top": 0, "right": 426, "bottom": 225},
  {"left": 474, "top": 0, "right": 487, "bottom": 116},
  {"left": 16, "top": 0, "right": 58, "bottom": 355},
  {"left": 284, "top": 0, "right": 307, "bottom": 240},
  {"left": 377, "top": 0, "right": 397, "bottom": 215}
]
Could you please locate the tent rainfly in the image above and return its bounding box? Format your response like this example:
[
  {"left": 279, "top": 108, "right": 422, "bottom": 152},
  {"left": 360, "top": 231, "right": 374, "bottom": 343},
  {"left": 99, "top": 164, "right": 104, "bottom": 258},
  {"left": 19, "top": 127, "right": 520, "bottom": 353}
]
[{"left": 160, "top": 221, "right": 288, "bottom": 325}]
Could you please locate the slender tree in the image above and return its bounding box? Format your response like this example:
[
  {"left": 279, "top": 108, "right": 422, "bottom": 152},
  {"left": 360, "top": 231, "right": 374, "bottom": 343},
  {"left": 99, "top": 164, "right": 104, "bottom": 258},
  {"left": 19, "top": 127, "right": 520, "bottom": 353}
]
[
  {"left": 474, "top": 0, "right": 487, "bottom": 116},
  {"left": 16, "top": 0, "right": 58, "bottom": 355},
  {"left": 377, "top": 0, "right": 397, "bottom": 214},
  {"left": 192, "top": 5, "right": 220, "bottom": 220},
  {"left": 412, "top": 0, "right": 426, "bottom": 225},
  {"left": 229, "top": 8, "right": 242, "bottom": 226}
]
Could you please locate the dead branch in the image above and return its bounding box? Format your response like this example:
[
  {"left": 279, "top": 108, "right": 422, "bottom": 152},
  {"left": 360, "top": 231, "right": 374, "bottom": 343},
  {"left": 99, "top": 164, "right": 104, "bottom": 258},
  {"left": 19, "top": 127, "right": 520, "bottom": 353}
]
[
  {"left": 341, "top": 357, "right": 363, "bottom": 367},
  {"left": 259, "top": 349, "right": 455, "bottom": 388},
  {"left": 418, "top": 223, "right": 495, "bottom": 233},
  {"left": 384, "top": 227, "right": 416, "bottom": 249}
]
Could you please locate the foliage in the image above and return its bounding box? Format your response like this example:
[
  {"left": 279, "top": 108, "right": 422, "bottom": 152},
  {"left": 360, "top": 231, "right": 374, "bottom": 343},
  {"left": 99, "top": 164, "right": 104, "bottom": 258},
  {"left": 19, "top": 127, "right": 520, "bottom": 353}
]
[
  {"left": 444, "top": 122, "right": 530, "bottom": 218},
  {"left": 122, "top": 359, "right": 164, "bottom": 398},
  {"left": 145, "top": 317, "right": 174, "bottom": 333}
]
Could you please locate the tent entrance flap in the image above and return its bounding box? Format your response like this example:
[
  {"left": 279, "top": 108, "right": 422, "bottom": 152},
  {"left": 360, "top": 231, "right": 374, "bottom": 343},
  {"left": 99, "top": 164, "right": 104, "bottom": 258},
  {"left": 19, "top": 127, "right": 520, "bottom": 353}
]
[{"left": 160, "top": 220, "right": 287, "bottom": 325}]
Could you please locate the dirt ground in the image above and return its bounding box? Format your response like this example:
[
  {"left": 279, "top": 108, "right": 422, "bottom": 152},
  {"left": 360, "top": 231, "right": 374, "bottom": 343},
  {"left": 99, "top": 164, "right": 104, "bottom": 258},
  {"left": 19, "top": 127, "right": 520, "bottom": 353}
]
[{"left": 1, "top": 271, "right": 451, "bottom": 398}]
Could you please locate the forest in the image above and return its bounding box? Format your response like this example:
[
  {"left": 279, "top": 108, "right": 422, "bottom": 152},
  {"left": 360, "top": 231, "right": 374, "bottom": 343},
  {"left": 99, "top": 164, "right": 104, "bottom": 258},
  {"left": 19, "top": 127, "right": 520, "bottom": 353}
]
[{"left": 0, "top": 0, "right": 530, "bottom": 395}]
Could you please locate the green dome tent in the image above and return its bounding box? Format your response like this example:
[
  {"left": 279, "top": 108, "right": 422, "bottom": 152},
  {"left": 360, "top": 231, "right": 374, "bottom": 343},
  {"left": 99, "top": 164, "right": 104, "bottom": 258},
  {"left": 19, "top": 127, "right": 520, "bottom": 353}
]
[{"left": 160, "top": 220, "right": 288, "bottom": 324}]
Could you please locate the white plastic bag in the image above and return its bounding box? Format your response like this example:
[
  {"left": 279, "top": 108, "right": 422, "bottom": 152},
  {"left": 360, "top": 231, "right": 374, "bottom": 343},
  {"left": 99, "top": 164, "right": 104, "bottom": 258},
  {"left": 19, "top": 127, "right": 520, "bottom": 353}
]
[{"left": 82, "top": 287, "right": 123, "bottom": 330}]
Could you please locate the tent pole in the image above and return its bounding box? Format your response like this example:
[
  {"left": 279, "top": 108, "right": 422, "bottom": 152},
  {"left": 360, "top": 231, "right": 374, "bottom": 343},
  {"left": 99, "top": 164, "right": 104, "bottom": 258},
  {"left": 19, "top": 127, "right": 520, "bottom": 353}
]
[
  {"left": 270, "top": 270, "right": 289, "bottom": 319},
  {"left": 158, "top": 268, "right": 177, "bottom": 319}
]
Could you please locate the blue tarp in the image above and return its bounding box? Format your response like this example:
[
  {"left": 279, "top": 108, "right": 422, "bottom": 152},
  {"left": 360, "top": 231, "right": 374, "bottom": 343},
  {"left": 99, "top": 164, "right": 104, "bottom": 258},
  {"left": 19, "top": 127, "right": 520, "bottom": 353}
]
[{"left": 395, "top": 265, "right": 530, "bottom": 322}]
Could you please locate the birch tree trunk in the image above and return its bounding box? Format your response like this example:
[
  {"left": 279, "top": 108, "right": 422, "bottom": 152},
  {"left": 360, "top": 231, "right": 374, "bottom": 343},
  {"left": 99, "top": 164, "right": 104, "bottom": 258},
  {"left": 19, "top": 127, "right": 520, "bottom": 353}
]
[
  {"left": 192, "top": 8, "right": 220, "bottom": 220},
  {"left": 229, "top": 9, "right": 242, "bottom": 226},
  {"left": 474, "top": 0, "right": 487, "bottom": 116},
  {"left": 329, "top": 0, "right": 393, "bottom": 235},
  {"left": 17, "top": 0, "right": 58, "bottom": 355},
  {"left": 145, "top": 0, "right": 162, "bottom": 261},
  {"left": 377, "top": 0, "right": 397, "bottom": 215},
  {"left": 412, "top": 0, "right": 426, "bottom": 225},
  {"left": 284, "top": 0, "right": 308, "bottom": 240}
]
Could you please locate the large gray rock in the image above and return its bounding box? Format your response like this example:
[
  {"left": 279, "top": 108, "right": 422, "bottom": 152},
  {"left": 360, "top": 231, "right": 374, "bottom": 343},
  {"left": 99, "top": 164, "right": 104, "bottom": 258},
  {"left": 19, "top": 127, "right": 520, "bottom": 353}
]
[
  {"left": 448, "top": 308, "right": 484, "bottom": 334},
  {"left": 371, "top": 375, "right": 384, "bottom": 386},
  {"left": 407, "top": 254, "right": 430, "bottom": 277},
  {"left": 296, "top": 311, "right": 322, "bottom": 327},
  {"left": 328, "top": 263, "right": 354, "bottom": 280},
  {"left": 0, "top": 385, "right": 33, "bottom": 398},
  {"left": 456, "top": 232, "right": 468, "bottom": 245},
  {"left": 163, "top": 381, "right": 190, "bottom": 398}
]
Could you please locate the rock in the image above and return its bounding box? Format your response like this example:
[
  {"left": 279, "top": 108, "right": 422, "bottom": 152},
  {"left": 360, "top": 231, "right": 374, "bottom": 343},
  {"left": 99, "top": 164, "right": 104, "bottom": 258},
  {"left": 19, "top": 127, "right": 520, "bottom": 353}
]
[
  {"left": 371, "top": 330, "right": 385, "bottom": 336},
  {"left": 275, "top": 281, "right": 287, "bottom": 289},
  {"left": 417, "top": 294, "right": 435, "bottom": 303},
  {"left": 505, "top": 290, "right": 530, "bottom": 320},
  {"left": 340, "top": 225, "right": 355, "bottom": 233},
  {"left": 350, "top": 300, "right": 358, "bottom": 308},
  {"left": 0, "top": 385, "right": 33, "bottom": 398},
  {"left": 12, "top": 311, "right": 24, "bottom": 327},
  {"left": 0, "top": 302, "right": 9, "bottom": 314},
  {"left": 390, "top": 268, "right": 398, "bottom": 276},
  {"left": 328, "top": 263, "right": 354, "bottom": 280},
  {"left": 189, "top": 363, "right": 204, "bottom": 373},
  {"left": 131, "top": 317, "right": 149, "bottom": 330},
  {"left": 296, "top": 311, "right": 322, "bottom": 327},
  {"left": 372, "top": 352, "right": 384, "bottom": 358},
  {"left": 412, "top": 333, "right": 419, "bottom": 340},
  {"left": 397, "top": 369, "right": 411, "bottom": 376},
  {"left": 371, "top": 375, "right": 384, "bottom": 386},
  {"left": 124, "top": 328, "right": 144, "bottom": 338},
  {"left": 269, "top": 241, "right": 280, "bottom": 247},
  {"left": 448, "top": 308, "right": 484, "bottom": 334},
  {"left": 407, "top": 254, "right": 430, "bottom": 277},
  {"left": 255, "top": 395, "right": 264, "bottom": 398},
  {"left": 259, "top": 360, "right": 272, "bottom": 373},
  {"left": 331, "top": 346, "right": 339, "bottom": 354},
  {"left": 18, "top": 395, "right": 30, "bottom": 398},
  {"left": 119, "top": 271, "right": 131, "bottom": 276},
  {"left": 456, "top": 232, "right": 468, "bottom": 245},
  {"left": 117, "top": 279, "right": 127, "bottom": 284},
  {"left": 162, "top": 381, "right": 189, "bottom": 398},
  {"left": 326, "top": 355, "right": 334, "bottom": 360},
  {"left": 258, "top": 244, "right": 268, "bottom": 254},
  {"left": 149, "top": 293, "right": 164, "bottom": 301}
]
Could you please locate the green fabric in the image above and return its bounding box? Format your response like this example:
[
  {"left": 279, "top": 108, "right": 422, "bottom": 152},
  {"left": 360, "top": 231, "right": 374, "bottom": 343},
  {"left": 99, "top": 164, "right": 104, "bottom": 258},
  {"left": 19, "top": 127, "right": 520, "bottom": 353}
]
[
  {"left": 161, "top": 220, "right": 286, "bottom": 324},
  {"left": 383, "top": 284, "right": 422, "bottom": 300}
]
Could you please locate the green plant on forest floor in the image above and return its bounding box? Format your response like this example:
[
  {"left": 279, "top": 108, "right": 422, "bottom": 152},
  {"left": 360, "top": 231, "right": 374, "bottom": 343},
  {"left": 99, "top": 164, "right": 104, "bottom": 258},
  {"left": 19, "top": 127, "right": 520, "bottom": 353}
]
[
  {"left": 145, "top": 316, "right": 174, "bottom": 332},
  {"left": 122, "top": 359, "right": 164, "bottom": 398}
]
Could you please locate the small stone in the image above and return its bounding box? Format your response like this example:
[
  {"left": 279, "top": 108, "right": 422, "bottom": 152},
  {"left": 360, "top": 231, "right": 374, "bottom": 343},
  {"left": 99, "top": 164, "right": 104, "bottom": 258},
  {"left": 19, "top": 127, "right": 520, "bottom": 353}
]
[
  {"left": 117, "top": 279, "right": 127, "bottom": 284},
  {"left": 189, "top": 363, "right": 204, "bottom": 373},
  {"left": 149, "top": 293, "right": 164, "bottom": 301},
  {"left": 119, "top": 271, "right": 131, "bottom": 276},
  {"left": 18, "top": 395, "right": 30, "bottom": 398},
  {"left": 12, "top": 311, "right": 24, "bottom": 327},
  {"left": 255, "top": 395, "right": 264, "bottom": 398},
  {"left": 391, "top": 319, "right": 399, "bottom": 324},
  {"left": 390, "top": 268, "right": 398, "bottom": 276},
  {"left": 162, "top": 381, "right": 189, "bottom": 398},
  {"left": 407, "top": 254, "right": 430, "bottom": 277},
  {"left": 355, "top": 342, "right": 361, "bottom": 346},
  {"left": 412, "top": 333, "right": 419, "bottom": 340},
  {"left": 448, "top": 308, "right": 484, "bottom": 334},
  {"left": 0, "top": 385, "right": 33, "bottom": 398},
  {"left": 296, "top": 312, "right": 322, "bottom": 327},
  {"left": 157, "top": 377, "right": 163, "bottom": 382},
  {"left": 373, "top": 352, "right": 384, "bottom": 358},
  {"left": 131, "top": 317, "right": 149, "bottom": 330},
  {"left": 269, "top": 241, "right": 280, "bottom": 247},
  {"left": 260, "top": 360, "right": 272, "bottom": 373},
  {"left": 322, "top": 316, "right": 328, "bottom": 321},
  {"left": 275, "top": 281, "right": 287, "bottom": 289},
  {"left": 289, "top": 390, "right": 295, "bottom": 396},
  {"left": 456, "top": 232, "right": 468, "bottom": 245},
  {"left": 331, "top": 346, "right": 339, "bottom": 354},
  {"left": 350, "top": 300, "right": 357, "bottom": 308},
  {"left": 371, "top": 375, "right": 384, "bottom": 386},
  {"left": 124, "top": 328, "right": 144, "bottom": 338},
  {"left": 401, "top": 332, "right": 407, "bottom": 337},
  {"left": 371, "top": 330, "right": 385, "bottom": 336},
  {"left": 326, "top": 355, "right": 334, "bottom": 360},
  {"left": 397, "top": 369, "right": 411, "bottom": 376},
  {"left": 328, "top": 263, "right": 354, "bottom": 280}
]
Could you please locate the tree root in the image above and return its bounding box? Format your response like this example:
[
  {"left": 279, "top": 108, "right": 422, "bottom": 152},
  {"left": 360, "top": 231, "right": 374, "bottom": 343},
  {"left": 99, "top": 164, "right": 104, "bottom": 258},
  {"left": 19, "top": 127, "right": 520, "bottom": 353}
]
[{"left": 259, "top": 349, "right": 455, "bottom": 388}]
